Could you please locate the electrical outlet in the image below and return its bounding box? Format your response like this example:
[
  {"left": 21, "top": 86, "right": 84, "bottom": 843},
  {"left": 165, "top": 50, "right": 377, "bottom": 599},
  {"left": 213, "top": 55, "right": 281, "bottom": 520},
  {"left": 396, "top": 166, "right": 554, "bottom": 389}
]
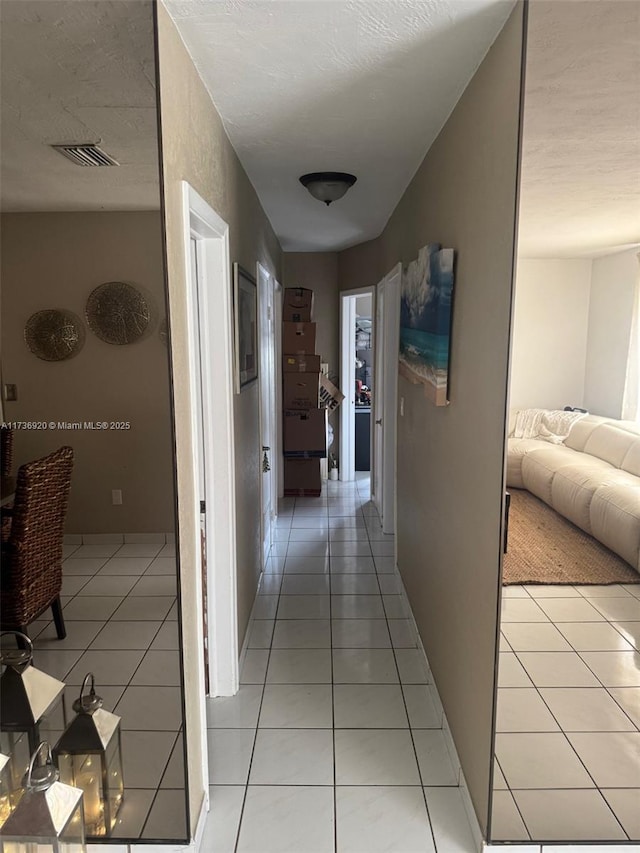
[
  {"left": 112, "top": 489, "right": 122, "bottom": 505},
  {"left": 400, "top": 397, "right": 404, "bottom": 417},
  {"left": 3, "top": 384, "right": 17, "bottom": 402}
]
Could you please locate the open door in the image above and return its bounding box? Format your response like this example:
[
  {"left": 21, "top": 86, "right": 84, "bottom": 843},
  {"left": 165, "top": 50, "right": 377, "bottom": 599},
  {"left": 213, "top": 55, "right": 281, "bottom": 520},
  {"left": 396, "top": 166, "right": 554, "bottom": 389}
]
[
  {"left": 374, "top": 264, "right": 402, "bottom": 535},
  {"left": 258, "top": 263, "right": 277, "bottom": 566}
]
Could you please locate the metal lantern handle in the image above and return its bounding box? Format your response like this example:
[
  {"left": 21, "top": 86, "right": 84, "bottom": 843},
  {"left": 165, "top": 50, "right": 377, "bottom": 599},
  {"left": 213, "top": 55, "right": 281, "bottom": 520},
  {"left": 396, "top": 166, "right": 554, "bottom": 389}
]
[
  {"left": 0, "top": 630, "right": 33, "bottom": 655},
  {"left": 79, "top": 672, "right": 96, "bottom": 702},
  {"left": 0, "top": 630, "right": 33, "bottom": 668},
  {"left": 74, "top": 671, "right": 103, "bottom": 714},
  {"left": 25, "top": 741, "right": 58, "bottom": 792}
]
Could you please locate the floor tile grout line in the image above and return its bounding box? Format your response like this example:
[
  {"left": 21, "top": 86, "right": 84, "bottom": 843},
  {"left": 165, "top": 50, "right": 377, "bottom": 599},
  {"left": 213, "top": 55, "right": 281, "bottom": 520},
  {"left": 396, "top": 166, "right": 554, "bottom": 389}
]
[
  {"left": 498, "top": 615, "right": 639, "bottom": 838},
  {"left": 232, "top": 531, "right": 280, "bottom": 853},
  {"left": 361, "top": 494, "right": 442, "bottom": 851}
]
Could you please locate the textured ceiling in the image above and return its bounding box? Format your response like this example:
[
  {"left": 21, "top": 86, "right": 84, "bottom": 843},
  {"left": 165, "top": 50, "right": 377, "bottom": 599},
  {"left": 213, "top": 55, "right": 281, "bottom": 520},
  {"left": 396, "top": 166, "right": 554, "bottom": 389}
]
[
  {"left": 518, "top": 0, "right": 640, "bottom": 258},
  {"left": 165, "top": 0, "right": 515, "bottom": 251},
  {"left": 0, "top": 0, "right": 160, "bottom": 212}
]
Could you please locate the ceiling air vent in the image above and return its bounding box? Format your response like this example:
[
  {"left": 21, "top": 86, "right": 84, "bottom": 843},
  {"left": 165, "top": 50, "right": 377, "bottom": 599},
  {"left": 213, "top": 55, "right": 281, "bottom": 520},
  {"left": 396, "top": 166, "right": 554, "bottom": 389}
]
[{"left": 51, "top": 143, "right": 119, "bottom": 167}]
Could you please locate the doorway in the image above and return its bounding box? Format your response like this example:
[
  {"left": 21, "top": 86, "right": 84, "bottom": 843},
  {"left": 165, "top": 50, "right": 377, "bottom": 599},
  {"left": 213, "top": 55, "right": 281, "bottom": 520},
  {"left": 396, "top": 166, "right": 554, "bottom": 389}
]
[
  {"left": 181, "top": 182, "right": 239, "bottom": 703},
  {"left": 340, "top": 287, "right": 376, "bottom": 483},
  {"left": 374, "top": 264, "right": 402, "bottom": 535},
  {"left": 257, "top": 263, "right": 280, "bottom": 568}
]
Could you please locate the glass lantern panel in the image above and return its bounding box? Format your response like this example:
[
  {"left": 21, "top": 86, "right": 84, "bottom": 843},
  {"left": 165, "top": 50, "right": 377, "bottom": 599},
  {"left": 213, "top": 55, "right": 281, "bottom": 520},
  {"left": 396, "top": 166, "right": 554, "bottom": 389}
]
[
  {"left": 104, "top": 738, "right": 123, "bottom": 830},
  {"left": 57, "top": 754, "right": 104, "bottom": 837},
  {"left": 59, "top": 799, "right": 86, "bottom": 853}
]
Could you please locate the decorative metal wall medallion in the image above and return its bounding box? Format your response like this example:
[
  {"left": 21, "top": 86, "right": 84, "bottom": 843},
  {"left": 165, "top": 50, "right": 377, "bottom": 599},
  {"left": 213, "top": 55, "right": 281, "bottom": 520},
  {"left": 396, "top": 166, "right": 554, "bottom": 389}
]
[
  {"left": 86, "top": 281, "right": 150, "bottom": 345},
  {"left": 24, "top": 309, "right": 85, "bottom": 361}
]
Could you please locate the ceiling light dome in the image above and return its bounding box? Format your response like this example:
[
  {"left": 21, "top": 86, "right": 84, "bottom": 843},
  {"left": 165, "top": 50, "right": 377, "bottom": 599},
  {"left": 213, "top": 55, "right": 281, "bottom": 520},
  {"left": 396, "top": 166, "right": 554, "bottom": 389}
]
[{"left": 299, "top": 172, "right": 357, "bottom": 206}]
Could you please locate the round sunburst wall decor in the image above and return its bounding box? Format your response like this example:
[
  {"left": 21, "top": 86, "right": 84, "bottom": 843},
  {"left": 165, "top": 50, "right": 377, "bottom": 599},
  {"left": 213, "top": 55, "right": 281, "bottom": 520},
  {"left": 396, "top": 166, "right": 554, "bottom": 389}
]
[
  {"left": 86, "top": 281, "right": 151, "bottom": 345},
  {"left": 24, "top": 309, "right": 86, "bottom": 361}
]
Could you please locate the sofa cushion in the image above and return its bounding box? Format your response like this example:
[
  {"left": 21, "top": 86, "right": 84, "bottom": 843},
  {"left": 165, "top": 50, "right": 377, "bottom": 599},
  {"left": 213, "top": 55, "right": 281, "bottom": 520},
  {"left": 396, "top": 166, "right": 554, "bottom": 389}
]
[
  {"left": 551, "top": 465, "right": 637, "bottom": 535},
  {"left": 622, "top": 441, "right": 640, "bottom": 478},
  {"left": 521, "top": 446, "right": 587, "bottom": 506},
  {"left": 582, "top": 424, "right": 640, "bottom": 469},
  {"left": 590, "top": 482, "right": 640, "bottom": 571},
  {"left": 506, "top": 439, "right": 543, "bottom": 488},
  {"left": 563, "top": 415, "right": 609, "bottom": 452}
]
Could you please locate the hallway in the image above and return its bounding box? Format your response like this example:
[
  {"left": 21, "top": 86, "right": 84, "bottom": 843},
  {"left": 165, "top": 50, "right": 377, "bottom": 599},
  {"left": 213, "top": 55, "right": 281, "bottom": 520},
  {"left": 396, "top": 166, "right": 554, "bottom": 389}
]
[{"left": 202, "top": 476, "right": 477, "bottom": 853}]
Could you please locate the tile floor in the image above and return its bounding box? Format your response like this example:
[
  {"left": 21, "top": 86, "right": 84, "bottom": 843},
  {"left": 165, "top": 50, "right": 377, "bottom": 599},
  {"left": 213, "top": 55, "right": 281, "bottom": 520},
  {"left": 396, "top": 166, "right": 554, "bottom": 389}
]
[
  {"left": 0, "top": 534, "right": 188, "bottom": 841},
  {"left": 202, "top": 475, "right": 478, "bottom": 853},
  {"left": 494, "top": 582, "right": 640, "bottom": 842}
]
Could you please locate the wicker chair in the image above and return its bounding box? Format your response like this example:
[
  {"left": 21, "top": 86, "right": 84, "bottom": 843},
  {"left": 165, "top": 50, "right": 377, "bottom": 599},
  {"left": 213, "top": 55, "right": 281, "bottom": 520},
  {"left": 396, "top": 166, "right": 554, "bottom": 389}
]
[
  {"left": 1, "top": 428, "right": 14, "bottom": 542},
  {"left": 0, "top": 446, "right": 74, "bottom": 639},
  {"left": 1, "top": 428, "right": 13, "bottom": 477}
]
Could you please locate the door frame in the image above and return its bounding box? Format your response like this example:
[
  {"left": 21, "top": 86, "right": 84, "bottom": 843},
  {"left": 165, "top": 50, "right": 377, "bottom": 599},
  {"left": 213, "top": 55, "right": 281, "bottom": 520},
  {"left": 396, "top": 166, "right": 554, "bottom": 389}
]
[
  {"left": 257, "top": 262, "right": 279, "bottom": 567},
  {"left": 340, "top": 286, "right": 376, "bottom": 481},
  {"left": 378, "top": 263, "right": 402, "bottom": 534},
  {"left": 181, "top": 181, "right": 239, "bottom": 700}
]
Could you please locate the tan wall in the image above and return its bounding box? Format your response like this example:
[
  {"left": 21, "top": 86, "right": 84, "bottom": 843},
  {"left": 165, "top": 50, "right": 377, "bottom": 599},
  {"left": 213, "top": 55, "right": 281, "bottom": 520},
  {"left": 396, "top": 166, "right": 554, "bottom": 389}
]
[
  {"left": 156, "top": 2, "right": 282, "bottom": 831},
  {"left": 338, "top": 6, "right": 525, "bottom": 833},
  {"left": 0, "top": 211, "right": 174, "bottom": 533}
]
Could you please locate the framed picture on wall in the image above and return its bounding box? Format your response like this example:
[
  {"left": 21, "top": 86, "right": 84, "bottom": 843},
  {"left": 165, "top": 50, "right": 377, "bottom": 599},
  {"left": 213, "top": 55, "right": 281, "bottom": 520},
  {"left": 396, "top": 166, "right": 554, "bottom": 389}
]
[{"left": 233, "top": 263, "right": 258, "bottom": 392}]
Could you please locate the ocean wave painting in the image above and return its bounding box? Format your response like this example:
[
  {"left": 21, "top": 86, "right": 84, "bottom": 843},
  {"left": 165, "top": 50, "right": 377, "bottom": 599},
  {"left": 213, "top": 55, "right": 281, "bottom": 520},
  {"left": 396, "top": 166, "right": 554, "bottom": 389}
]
[{"left": 399, "top": 243, "right": 455, "bottom": 406}]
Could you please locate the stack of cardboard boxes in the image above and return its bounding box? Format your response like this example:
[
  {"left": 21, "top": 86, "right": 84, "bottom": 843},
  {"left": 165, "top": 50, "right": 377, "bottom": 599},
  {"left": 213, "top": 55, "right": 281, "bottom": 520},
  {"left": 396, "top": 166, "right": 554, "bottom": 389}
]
[{"left": 282, "top": 287, "right": 326, "bottom": 496}]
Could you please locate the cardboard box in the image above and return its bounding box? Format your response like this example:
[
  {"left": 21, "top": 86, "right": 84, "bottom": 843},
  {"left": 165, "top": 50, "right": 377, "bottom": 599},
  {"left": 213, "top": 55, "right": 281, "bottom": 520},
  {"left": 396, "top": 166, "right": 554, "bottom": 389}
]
[
  {"left": 283, "top": 372, "right": 320, "bottom": 410},
  {"left": 283, "top": 354, "right": 322, "bottom": 374},
  {"left": 282, "top": 322, "right": 316, "bottom": 355},
  {"left": 284, "top": 409, "right": 327, "bottom": 458},
  {"left": 284, "top": 458, "right": 321, "bottom": 496},
  {"left": 283, "top": 287, "right": 314, "bottom": 323},
  {"left": 319, "top": 375, "right": 345, "bottom": 411}
]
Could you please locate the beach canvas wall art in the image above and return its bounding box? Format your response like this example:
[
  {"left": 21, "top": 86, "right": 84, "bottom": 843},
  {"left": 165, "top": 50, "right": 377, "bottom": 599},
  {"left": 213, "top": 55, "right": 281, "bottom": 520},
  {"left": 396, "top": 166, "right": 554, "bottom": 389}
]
[{"left": 399, "top": 243, "right": 455, "bottom": 406}]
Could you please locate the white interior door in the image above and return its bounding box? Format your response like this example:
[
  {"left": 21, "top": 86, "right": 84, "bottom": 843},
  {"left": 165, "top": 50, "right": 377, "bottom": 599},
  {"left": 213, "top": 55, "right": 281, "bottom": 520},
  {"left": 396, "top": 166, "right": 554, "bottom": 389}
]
[
  {"left": 373, "top": 281, "right": 385, "bottom": 516},
  {"left": 258, "top": 263, "right": 276, "bottom": 566},
  {"left": 182, "top": 181, "right": 238, "bottom": 705},
  {"left": 188, "top": 237, "right": 209, "bottom": 693},
  {"left": 381, "top": 264, "right": 402, "bottom": 535},
  {"left": 340, "top": 294, "right": 357, "bottom": 481}
]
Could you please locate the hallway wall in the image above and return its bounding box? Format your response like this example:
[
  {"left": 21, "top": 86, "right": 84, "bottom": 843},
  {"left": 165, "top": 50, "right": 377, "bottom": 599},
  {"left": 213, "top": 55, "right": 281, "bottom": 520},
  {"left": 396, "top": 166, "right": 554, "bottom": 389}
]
[
  {"left": 338, "top": 3, "right": 525, "bottom": 834},
  {"left": 157, "top": 2, "right": 282, "bottom": 831}
]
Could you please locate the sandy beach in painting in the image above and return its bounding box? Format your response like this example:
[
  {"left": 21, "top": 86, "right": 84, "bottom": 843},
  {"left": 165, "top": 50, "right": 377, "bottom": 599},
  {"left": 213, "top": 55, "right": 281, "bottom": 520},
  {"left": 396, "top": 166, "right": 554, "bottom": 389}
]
[{"left": 399, "top": 357, "right": 448, "bottom": 406}]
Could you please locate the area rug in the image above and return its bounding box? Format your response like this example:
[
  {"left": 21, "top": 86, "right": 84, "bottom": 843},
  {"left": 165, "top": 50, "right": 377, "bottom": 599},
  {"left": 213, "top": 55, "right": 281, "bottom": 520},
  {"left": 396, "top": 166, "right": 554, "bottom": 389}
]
[{"left": 503, "top": 489, "right": 640, "bottom": 585}]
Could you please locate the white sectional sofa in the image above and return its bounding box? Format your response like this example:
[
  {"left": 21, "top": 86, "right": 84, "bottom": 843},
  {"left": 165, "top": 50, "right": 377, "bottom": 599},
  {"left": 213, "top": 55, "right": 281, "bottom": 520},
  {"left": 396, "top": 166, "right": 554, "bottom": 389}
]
[{"left": 507, "top": 412, "right": 640, "bottom": 573}]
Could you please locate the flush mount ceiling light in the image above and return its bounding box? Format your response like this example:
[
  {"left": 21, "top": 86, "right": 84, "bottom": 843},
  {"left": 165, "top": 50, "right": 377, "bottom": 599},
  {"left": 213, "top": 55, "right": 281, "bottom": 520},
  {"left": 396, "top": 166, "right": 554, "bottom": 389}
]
[{"left": 299, "top": 172, "right": 357, "bottom": 206}]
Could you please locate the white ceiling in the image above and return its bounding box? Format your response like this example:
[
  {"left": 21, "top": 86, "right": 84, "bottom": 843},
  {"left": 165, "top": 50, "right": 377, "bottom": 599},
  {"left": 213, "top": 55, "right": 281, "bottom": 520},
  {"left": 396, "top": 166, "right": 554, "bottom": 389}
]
[
  {"left": 518, "top": 0, "right": 640, "bottom": 258},
  {"left": 4, "top": 1, "right": 635, "bottom": 256},
  {"left": 0, "top": 0, "right": 160, "bottom": 212},
  {"left": 165, "top": 0, "right": 515, "bottom": 252}
]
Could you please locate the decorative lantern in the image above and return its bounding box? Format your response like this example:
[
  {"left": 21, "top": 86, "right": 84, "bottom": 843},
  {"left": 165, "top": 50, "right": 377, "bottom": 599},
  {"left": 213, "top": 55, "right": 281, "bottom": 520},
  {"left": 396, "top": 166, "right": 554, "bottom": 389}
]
[
  {"left": 0, "top": 736, "right": 29, "bottom": 817},
  {"left": 0, "top": 633, "right": 66, "bottom": 755},
  {"left": 0, "top": 755, "right": 15, "bottom": 827},
  {"left": 53, "top": 674, "right": 124, "bottom": 838},
  {"left": 0, "top": 741, "right": 86, "bottom": 853}
]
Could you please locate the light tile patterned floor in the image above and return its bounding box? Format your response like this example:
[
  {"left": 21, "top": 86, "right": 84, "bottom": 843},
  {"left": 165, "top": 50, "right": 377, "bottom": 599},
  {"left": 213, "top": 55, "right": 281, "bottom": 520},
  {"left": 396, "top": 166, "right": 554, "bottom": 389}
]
[
  {"left": 203, "top": 475, "right": 478, "bottom": 853},
  {"left": 494, "top": 583, "right": 640, "bottom": 842},
  {"left": 1, "top": 537, "right": 188, "bottom": 840}
]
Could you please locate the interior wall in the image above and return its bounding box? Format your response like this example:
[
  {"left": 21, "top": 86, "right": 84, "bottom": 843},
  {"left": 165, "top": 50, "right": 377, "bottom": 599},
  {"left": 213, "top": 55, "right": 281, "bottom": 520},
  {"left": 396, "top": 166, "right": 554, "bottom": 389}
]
[
  {"left": 157, "top": 2, "right": 282, "bottom": 831},
  {"left": 0, "top": 210, "right": 174, "bottom": 533},
  {"left": 509, "top": 258, "right": 592, "bottom": 411},
  {"left": 584, "top": 246, "right": 638, "bottom": 418},
  {"left": 338, "top": 4, "right": 525, "bottom": 833}
]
